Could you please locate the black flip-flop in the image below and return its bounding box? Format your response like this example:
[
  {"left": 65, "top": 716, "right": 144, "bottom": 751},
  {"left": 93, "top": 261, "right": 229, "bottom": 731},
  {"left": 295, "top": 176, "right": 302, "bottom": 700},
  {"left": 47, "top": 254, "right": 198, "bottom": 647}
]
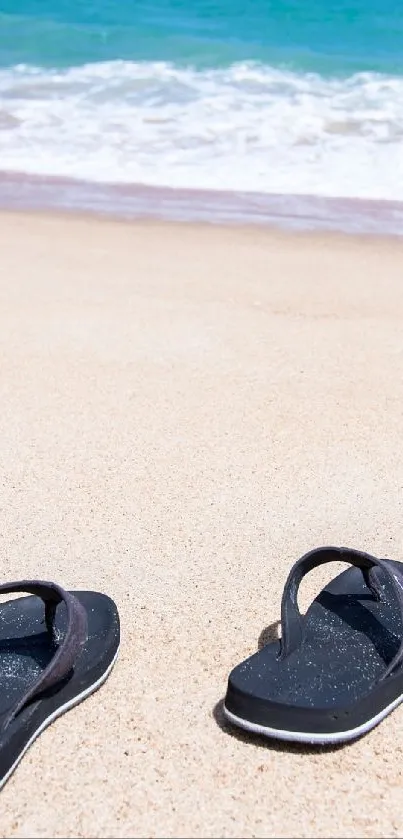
[
  {"left": 0, "top": 580, "right": 120, "bottom": 788},
  {"left": 224, "top": 547, "right": 403, "bottom": 744}
]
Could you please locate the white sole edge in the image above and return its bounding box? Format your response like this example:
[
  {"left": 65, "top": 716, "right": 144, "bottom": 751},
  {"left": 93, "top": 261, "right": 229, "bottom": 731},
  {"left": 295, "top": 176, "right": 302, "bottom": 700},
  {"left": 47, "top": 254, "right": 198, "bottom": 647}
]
[
  {"left": 0, "top": 646, "right": 120, "bottom": 790},
  {"left": 223, "top": 691, "right": 403, "bottom": 745}
]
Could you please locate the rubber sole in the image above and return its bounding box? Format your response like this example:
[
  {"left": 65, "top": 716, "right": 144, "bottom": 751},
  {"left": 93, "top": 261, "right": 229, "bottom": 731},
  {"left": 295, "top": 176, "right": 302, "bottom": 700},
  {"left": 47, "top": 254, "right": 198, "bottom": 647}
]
[
  {"left": 223, "top": 691, "right": 403, "bottom": 744},
  {"left": 0, "top": 645, "right": 119, "bottom": 790}
]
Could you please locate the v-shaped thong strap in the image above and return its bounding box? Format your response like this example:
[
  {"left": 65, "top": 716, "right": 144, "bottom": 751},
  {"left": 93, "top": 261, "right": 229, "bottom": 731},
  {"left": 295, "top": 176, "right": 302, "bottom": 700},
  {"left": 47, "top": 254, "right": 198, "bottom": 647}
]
[
  {"left": 0, "top": 580, "right": 88, "bottom": 730},
  {"left": 279, "top": 546, "right": 403, "bottom": 680}
]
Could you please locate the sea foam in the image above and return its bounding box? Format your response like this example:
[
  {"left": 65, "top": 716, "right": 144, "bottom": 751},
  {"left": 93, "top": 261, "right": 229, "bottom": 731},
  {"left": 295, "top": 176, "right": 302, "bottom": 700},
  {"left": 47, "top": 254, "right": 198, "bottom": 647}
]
[{"left": 0, "top": 60, "right": 402, "bottom": 201}]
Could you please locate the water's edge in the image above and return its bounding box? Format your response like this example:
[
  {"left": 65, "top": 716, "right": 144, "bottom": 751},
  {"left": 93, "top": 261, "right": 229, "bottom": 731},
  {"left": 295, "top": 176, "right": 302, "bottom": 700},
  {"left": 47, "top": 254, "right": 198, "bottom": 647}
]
[{"left": 1, "top": 171, "right": 402, "bottom": 237}]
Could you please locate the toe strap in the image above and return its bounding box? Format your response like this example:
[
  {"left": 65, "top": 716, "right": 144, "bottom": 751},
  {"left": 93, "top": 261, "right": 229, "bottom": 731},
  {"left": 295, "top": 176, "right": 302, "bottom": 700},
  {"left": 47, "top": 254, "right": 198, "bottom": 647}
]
[
  {"left": 279, "top": 547, "right": 403, "bottom": 680},
  {"left": 0, "top": 580, "right": 88, "bottom": 729}
]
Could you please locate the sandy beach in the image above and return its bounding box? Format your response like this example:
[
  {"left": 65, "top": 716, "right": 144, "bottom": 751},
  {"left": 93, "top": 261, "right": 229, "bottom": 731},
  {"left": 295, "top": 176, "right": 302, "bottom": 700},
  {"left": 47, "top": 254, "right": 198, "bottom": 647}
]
[{"left": 1, "top": 210, "right": 403, "bottom": 838}]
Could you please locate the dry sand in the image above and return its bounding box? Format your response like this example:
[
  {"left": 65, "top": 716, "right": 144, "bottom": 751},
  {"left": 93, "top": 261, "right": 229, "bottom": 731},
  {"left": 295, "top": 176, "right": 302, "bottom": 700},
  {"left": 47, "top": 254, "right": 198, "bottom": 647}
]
[{"left": 1, "top": 211, "right": 403, "bottom": 838}]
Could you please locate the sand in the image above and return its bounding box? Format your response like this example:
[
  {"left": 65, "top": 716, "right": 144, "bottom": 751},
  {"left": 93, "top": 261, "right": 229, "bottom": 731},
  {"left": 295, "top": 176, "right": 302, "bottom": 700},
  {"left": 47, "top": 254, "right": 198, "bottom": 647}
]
[{"left": 0, "top": 211, "right": 403, "bottom": 838}]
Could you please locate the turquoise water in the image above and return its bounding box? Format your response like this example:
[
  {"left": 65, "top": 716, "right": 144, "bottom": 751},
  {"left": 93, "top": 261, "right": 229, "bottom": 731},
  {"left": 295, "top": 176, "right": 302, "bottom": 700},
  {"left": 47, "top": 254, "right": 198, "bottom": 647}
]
[
  {"left": 0, "top": 0, "right": 402, "bottom": 204},
  {"left": 1, "top": 0, "right": 403, "bottom": 75}
]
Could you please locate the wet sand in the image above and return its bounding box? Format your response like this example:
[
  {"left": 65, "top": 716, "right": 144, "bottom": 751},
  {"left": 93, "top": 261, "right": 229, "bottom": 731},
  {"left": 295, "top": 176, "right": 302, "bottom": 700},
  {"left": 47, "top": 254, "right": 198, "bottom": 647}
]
[{"left": 1, "top": 171, "right": 403, "bottom": 234}]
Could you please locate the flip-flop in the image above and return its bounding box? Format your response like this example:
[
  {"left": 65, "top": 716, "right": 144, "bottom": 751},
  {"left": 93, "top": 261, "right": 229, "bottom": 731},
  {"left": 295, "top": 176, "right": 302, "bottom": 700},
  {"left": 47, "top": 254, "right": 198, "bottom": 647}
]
[
  {"left": 0, "top": 580, "right": 120, "bottom": 788},
  {"left": 224, "top": 547, "right": 403, "bottom": 745}
]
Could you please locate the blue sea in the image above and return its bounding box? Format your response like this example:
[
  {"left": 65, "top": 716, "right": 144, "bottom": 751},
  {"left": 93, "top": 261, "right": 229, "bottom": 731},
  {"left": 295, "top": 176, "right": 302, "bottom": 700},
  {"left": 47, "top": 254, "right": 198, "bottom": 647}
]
[{"left": 0, "top": 0, "right": 403, "bottom": 231}]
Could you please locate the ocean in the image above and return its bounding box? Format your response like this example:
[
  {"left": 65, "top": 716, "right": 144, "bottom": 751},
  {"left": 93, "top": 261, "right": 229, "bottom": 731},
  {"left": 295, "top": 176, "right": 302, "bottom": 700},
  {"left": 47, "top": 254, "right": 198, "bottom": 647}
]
[{"left": 0, "top": 0, "right": 403, "bottom": 233}]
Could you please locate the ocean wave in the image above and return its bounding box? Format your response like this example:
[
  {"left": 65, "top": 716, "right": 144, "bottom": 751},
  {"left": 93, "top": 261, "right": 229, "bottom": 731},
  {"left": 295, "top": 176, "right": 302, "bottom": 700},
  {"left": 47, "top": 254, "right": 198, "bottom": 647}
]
[{"left": 0, "top": 60, "right": 402, "bottom": 200}]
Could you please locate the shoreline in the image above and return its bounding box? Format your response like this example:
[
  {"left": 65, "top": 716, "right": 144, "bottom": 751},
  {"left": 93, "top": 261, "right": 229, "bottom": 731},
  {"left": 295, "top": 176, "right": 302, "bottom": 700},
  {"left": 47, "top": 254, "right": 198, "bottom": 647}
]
[
  {"left": 3, "top": 207, "right": 403, "bottom": 255},
  {"left": 1, "top": 170, "right": 403, "bottom": 238}
]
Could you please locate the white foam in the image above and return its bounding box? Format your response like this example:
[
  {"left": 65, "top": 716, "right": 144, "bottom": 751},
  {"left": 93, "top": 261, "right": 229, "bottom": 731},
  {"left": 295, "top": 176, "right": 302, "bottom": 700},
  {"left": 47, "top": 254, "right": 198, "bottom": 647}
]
[{"left": 0, "top": 60, "right": 403, "bottom": 200}]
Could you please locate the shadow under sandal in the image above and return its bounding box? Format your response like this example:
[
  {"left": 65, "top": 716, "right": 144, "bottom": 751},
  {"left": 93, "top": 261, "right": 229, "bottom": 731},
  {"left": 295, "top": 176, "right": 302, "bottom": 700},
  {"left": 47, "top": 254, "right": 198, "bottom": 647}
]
[
  {"left": 0, "top": 580, "right": 120, "bottom": 788},
  {"left": 224, "top": 547, "right": 403, "bottom": 745}
]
